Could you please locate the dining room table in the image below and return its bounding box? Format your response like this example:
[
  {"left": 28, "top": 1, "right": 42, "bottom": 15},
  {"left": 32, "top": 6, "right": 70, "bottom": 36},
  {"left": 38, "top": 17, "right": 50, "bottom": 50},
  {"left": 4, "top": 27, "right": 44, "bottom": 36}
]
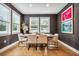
[{"left": 20, "top": 33, "right": 58, "bottom": 50}]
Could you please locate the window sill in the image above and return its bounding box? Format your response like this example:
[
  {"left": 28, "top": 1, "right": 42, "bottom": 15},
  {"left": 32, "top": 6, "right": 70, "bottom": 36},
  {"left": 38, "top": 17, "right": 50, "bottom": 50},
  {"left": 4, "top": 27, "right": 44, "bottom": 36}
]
[
  {"left": 12, "top": 31, "right": 20, "bottom": 34},
  {"left": 0, "top": 33, "right": 11, "bottom": 37}
]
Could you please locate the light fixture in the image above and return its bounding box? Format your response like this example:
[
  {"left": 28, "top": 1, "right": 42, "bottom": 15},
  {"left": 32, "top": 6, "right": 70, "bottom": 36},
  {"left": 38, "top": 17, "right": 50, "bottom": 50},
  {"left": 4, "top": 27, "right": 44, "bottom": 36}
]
[
  {"left": 46, "top": 4, "right": 49, "bottom": 7},
  {"left": 29, "top": 4, "right": 32, "bottom": 7}
]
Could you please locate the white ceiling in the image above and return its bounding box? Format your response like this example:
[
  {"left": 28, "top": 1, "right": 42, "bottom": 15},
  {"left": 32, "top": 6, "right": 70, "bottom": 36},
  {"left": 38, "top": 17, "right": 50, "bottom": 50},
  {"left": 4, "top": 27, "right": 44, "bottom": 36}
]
[{"left": 11, "top": 3, "right": 67, "bottom": 14}]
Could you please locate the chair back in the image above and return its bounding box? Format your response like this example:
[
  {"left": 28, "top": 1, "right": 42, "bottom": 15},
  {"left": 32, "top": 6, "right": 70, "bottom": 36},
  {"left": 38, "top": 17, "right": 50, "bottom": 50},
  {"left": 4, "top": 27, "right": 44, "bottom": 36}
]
[
  {"left": 37, "top": 35, "right": 47, "bottom": 44},
  {"left": 52, "top": 34, "right": 58, "bottom": 43},
  {"left": 54, "top": 33, "right": 58, "bottom": 36},
  {"left": 18, "top": 33, "right": 24, "bottom": 41},
  {"left": 27, "top": 35, "right": 37, "bottom": 43}
]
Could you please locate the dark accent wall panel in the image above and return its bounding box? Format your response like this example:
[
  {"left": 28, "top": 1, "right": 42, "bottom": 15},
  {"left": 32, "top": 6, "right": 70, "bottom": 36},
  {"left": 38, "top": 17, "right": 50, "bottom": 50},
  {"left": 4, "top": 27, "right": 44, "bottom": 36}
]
[
  {"left": 50, "top": 15, "right": 57, "bottom": 34},
  {"left": 73, "top": 3, "right": 79, "bottom": 50},
  {"left": 0, "top": 34, "right": 18, "bottom": 49},
  {"left": 57, "top": 3, "right": 79, "bottom": 50},
  {"left": 23, "top": 14, "right": 57, "bottom": 34}
]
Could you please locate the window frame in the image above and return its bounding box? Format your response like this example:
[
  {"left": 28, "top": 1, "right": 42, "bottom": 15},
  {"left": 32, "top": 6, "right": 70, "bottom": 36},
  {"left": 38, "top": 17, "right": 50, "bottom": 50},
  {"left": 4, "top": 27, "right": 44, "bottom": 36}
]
[
  {"left": 40, "top": 17, "right": 50, "bottom": 33},
  {"left": 29, "top": 17, "right": 39, "bottom": 33},
  {"left": 12, "top": 10, "right": 21, "bottom": 34},
  {"left": 0, "top": 4, "right": 11, "bottom": 36},
  {"left": 29, "top": 16, "right": 50, "bottom": 33}
]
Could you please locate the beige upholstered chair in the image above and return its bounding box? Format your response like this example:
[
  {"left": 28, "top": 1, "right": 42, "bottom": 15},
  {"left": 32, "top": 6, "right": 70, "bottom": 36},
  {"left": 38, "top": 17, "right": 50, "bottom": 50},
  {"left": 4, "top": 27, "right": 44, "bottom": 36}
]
[
  {"left": 48, "top": 34, "right": 58, "bottom": 49},
  {"left": 37, "top": 35, "right": 47, "bottom": 44},
  {"left": 27, "top": 35, "right": 37, "bottom": 50},
  {"left": 37, "top": 35, "right": 47, "bottom": 48},
  {"left": 18, "top": 33, "right": 28, "bottom": 47}
]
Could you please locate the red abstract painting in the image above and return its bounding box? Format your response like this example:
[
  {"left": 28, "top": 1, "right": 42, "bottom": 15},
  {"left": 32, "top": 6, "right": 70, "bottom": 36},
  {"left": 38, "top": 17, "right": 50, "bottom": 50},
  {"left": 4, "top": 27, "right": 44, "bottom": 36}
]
[{"left": 61, "top": 6, "right": 73, "bottom": 22}]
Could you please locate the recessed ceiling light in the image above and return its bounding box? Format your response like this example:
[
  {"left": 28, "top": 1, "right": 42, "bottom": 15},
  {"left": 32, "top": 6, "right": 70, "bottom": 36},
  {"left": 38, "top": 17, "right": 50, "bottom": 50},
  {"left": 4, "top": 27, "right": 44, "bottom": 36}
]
[
  {"left": 46, "top": 4, "right": 49, "bottom": 7},
  {"left": 29, "top": 4, "right": 32, "bottom": 7}
]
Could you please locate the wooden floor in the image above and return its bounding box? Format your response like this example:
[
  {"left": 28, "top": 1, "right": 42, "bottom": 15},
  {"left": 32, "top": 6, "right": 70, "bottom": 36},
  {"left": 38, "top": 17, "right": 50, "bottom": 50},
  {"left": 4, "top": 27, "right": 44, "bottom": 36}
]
[{"left": 0, "top": 45, "right": 78, "bottom": 56}]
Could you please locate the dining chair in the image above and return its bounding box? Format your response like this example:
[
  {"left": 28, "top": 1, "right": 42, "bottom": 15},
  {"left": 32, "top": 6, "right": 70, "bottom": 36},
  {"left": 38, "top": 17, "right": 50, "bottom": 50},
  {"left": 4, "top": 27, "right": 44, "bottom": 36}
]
[
  {"left": 18, "top": 33, "right": 28, "bottom": 47},
  {"left": 27, "top": 35, "right": 37, "bottom": 50},
  {"left": 36, "top": 35, "right": 48, "bottom": 55},
  {"left": 48, "top": 34, "right": 58, "bottom": 49},
  {"left": 37, "top": 35, "right": 47, "bottom": 49}
]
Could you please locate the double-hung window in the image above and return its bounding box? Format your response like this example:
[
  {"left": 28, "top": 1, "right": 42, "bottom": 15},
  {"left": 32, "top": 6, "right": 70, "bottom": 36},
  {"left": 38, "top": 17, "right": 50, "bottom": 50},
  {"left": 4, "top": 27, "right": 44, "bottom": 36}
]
[
  {"left": 0, "top": 4, "right": 11, "bottom": 36},
  {"left": 29, "top": 17, "right": 39, "bottom": 33},
  {"left": 12, "top": 10, "right": 20, "bottom": 34},
  {"left": 29, "top": 17, "right": 50, "bottom": 33},
  {"left": 40, "top": 17, "right": 50, "bottom": 33}
]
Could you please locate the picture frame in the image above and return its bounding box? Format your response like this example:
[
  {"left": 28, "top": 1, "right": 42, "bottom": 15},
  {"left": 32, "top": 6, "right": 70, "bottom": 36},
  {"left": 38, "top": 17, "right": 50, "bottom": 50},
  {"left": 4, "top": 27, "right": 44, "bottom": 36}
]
[{"left": 61, "top": 5, "right": 73, "bottom": 34}]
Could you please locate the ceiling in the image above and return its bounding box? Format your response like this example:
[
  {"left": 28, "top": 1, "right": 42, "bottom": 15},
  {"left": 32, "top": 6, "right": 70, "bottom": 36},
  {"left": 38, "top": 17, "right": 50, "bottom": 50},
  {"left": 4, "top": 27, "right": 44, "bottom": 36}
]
[{"left": 11, "top": 3, "right": 67, "bottom": 14}]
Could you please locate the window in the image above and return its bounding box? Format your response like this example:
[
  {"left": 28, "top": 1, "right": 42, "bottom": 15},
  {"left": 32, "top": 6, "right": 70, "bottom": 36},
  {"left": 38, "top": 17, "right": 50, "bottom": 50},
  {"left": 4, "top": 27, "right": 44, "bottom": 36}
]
[
  {"left": 29, "top": 17, "right": 39, "bottom": 33},
  {"left": 40, "top": 17, "right": 50, "bottom": 33},
  {"left": 12, "top": 10, "right": 20, "bottom": 34},
  {"left": 0, "top": 4, "right": 11, "bottom": 36},
  {"left": 29, "top": 17, "right": 50, "bottom": 33}
]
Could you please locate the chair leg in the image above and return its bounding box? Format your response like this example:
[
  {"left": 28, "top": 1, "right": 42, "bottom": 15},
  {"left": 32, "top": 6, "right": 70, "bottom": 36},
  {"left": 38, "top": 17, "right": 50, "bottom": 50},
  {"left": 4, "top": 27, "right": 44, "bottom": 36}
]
[
  {"left": 28, "top": 44, "right": 29, "bottom": 50},
  {"left": 56, "top": 42, "right": 58, "bottom": 49},
  {"left": 28, "top": 44, "right": 31, "bottom": 50},
  {"left": 18, "top": 41, "right": 21, "bottom": 47},
  {"left": 18, "top": 42, "right": 20, "bottom": 47},
  {"left": 36, "top": 44, "right": 37, "bottom": 50}
]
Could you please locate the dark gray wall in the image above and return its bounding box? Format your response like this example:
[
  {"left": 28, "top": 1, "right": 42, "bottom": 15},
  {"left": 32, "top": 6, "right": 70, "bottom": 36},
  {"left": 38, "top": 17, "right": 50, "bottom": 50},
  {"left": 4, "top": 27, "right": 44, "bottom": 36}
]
[
  {"left": 73, "top": 3, "right": 79, "bottom": 50},
  {"left": 57, "top": 3, "right": 79, "bottom": 50},
  {"left": 0, "top": 34, "right": 18, "bottom": 49},
  {"left": 23, "top": 14, "right": 57, "bottom": 34}
]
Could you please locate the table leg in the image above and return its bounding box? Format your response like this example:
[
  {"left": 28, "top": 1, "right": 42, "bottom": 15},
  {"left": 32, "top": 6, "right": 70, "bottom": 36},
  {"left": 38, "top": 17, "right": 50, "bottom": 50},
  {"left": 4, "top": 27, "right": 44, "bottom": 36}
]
[{"left": 36, "top": 44, "right": 37, "bottom": 50}]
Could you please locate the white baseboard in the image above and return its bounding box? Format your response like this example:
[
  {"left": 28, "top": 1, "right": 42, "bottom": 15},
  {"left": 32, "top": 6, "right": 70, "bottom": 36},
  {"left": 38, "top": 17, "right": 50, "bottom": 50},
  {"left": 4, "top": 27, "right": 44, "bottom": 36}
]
[
  {"left": 0, "top": 41, "right": 19, "bottom": 53},
  {"left": 58, "top": 40, "right": 79, "bottom": 54}
]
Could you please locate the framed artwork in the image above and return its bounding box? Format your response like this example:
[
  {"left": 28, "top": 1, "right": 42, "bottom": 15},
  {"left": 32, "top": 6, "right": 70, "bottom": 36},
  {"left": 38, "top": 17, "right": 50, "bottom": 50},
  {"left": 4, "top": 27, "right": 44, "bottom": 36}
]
[
  {"left": 61, "top": 5, "right": 73, "bottom": 34},
  {"left": 61, "top": 5, "right": 73, "bottom": 22},
  {"left": 61, "top": 20, "right": 73, "bottom": 33}
]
